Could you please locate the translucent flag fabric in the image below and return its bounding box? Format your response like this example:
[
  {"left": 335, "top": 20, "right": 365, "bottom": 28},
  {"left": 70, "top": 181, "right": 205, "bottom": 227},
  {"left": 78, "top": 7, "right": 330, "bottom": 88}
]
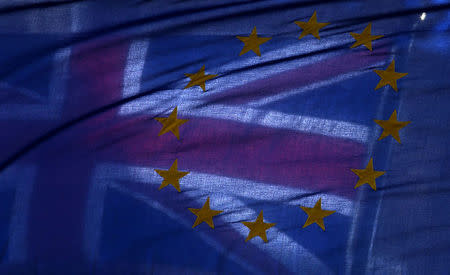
[{"left": 0, "top": 1, "right": 449, "bottom": 274}]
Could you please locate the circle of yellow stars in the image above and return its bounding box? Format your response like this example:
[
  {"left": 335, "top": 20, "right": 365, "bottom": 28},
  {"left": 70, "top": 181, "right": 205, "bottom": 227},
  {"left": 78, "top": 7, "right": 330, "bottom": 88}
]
[{"left": 152, "top": 11, "right": 410, "bottom": 242}]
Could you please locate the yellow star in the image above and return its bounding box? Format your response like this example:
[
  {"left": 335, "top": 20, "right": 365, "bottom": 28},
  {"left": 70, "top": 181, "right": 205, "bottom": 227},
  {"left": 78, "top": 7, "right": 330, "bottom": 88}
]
[
  {"left": 241, "top": 211, "right": 276, "bottom": 243},
  {"left": 154, "top": 159, "right": 189, "bottom": 192},
  {"left": 350, "top": 23, "right": 384, "bottom": 51},
  {"left": 295, "top": 11, "right": 330, "bottom": 40},
  {"left": 374, "top": 110, "right": 411, "bottom": 143},
  {"left": 184, "top": 65, "right": 218, "bottom": 92},
  {"left": 299, "top": 198, "right": 335, "bottom": 231},
  {"left": 236, "top": 27, "right": 272, "bottom": 57},
  {"left": 189, "top": 197, "right": 223, "bottom": 229},
  {"left": 373, "top": 60, "right": 408, "bottom": 92},
  {"left": 154, "top": 107, "right": 188, "bottom": 140},
  {"left": 351, "top": 158, "right": 385, "bottom": 191}
]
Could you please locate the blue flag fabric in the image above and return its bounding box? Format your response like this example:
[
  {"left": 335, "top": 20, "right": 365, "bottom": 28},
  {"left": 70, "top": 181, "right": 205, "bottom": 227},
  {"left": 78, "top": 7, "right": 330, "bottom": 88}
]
[{"left": 0, "top": 1, "right": 449, "bottom": 274}]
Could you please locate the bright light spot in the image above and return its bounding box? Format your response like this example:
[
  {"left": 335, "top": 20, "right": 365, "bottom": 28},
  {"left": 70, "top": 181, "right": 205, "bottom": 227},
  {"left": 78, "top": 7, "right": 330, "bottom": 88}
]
[{"left": 420, "top": 12, "right": 426, "bottom": 21}]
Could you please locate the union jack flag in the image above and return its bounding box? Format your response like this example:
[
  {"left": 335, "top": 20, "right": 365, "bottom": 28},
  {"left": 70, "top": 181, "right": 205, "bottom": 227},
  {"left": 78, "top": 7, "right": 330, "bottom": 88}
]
[{"left": 0, "top": 1, "right": 449, "bottom": 274}]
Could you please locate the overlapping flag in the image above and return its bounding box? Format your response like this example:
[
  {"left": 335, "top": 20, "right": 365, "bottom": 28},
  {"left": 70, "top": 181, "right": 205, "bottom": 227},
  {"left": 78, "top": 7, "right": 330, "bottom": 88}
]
[{"left": 0, "top": 1, "right": 449, "bottom": 274}]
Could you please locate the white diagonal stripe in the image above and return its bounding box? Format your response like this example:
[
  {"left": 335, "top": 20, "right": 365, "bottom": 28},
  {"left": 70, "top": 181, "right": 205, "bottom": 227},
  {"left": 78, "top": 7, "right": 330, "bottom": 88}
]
[
  {"left": 90, "top": 163, "right": 340, "bottom": 273},
  {"left": 120, "top": 94, "right": 369, "bottom": 143},
  {"left": 97, "top": 163, "right": 354, "bottom": 216}
]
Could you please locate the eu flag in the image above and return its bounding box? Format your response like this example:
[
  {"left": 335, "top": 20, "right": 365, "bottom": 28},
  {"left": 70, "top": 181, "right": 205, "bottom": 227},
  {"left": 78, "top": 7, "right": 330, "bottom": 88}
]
[{"left": 0, "top": 1, "right": 449, "bottom": 274}]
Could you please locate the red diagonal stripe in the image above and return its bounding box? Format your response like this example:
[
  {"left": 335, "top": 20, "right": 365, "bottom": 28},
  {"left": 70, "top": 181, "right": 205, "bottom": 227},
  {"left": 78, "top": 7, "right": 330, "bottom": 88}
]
[{"left": 91, "top": 115, "right": 366, "bottom": 197}]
